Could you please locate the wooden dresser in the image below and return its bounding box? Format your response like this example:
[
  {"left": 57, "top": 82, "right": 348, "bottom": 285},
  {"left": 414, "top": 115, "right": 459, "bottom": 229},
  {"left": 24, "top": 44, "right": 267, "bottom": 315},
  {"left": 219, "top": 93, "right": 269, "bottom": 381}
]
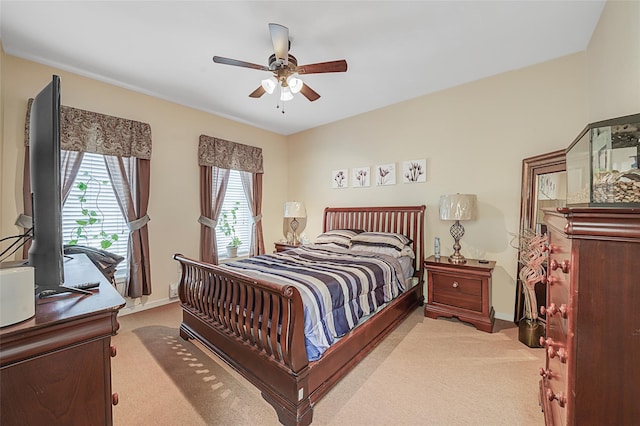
[
  {"left": 0, "top": 254, "right": 126, "bottom": 425},
  {"left": 539, "top": 207, "right": 640, "bottom": 425}
]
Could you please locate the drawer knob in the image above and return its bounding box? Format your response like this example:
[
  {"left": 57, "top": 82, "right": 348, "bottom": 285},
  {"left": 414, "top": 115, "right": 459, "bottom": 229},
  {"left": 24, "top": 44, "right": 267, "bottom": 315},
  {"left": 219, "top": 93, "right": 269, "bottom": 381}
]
[
  {"left": 540, "top": 303, "right": 558, "bottom": 316},
  {"left": 540, "top": 336, "right": 554, "bottom": 347},
  {"left": 548, "top": 346, "right": 568, "bottom": 363},
  {"left": 539, "top": 368, "right": 553, "bottom": 379},
  {"left": 547, "top": 275, "right": 561, "bottom": 286},
  {"left": 547, "top": 244, "right": 561, "bottom": 254},
  {"left": 112, "top": 392, "right": 119, "bottom": 406},
  {"left": 550, "top": 259, "right": 570, "bottom": 273},
  {"left": 546, "top": 389, "right": 567, "bottom": 407},
  {"left": 110, "top": 345, "right": 117, "bottom": 357},
  {"left": 558, "top": 304, "right": 568, "bottom": 318},
  {"left": 452, "top": 281, "right": 459, "bottom": 288},
  {"left": 540, "top": 303, "right": 568, "bottom": 318},
  {"left": 557, "top": 348, "right": 568, "bottom": 363}
]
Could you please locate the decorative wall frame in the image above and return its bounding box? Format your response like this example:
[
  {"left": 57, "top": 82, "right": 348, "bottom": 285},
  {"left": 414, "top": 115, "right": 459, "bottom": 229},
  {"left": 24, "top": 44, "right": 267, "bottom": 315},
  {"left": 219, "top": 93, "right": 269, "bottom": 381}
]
[
  {"left": 352, "top": 167, "right": 370, "bottom": 187},
  {"left": 332, "top": 169, "right": 348, "bottom": 189},
  {"left": 402, "top": 159, "right": 426, "bottom": 183},
  {"left": 375, "top": 163, "right": 396, "bottom": 186}
]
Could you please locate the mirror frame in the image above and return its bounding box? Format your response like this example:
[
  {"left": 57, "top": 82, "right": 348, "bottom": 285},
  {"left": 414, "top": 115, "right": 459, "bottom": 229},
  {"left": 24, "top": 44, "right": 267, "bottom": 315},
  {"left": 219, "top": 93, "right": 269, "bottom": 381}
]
[{"left": 514, "top": 149, "right": 566, "bottom": 323}]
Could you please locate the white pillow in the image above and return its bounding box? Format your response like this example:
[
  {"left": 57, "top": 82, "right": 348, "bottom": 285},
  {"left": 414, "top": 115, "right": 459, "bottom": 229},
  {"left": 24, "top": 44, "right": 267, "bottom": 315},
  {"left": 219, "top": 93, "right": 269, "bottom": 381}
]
[
  {"left": 350, "top": 243, "right": 415, "bottom": 259},
  {"left": 350, "top": 232, "right": 415, "bottom": 259},
  {"left": 315, "top": 229, "right": 363, "bottom": 248}
]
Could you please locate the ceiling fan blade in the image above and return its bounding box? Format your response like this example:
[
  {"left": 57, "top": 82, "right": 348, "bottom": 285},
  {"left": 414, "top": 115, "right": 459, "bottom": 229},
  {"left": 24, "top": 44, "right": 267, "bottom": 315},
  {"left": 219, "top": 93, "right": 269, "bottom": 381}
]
[
  {"left": 249, "top": 86, "right": 266, "bottom": 98},
  {"left": 297, "top": 60, "right": 348, "bottom": 75},
  {"left": 268, "top": 23, "right": 289, "bottom": 64},
  {"left": 213, "top": 56, "right": 270, "bottom": 71},
  {"left": 299, "top": 83, "right": 321, "bottom": 102}
]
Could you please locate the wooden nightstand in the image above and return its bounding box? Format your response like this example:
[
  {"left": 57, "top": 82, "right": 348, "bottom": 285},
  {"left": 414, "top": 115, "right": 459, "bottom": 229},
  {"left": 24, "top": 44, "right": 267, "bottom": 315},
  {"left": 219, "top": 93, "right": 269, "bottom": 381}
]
[
  {"left": 424, "top": 255, "right": 495, "bottom": 333},
  {"left": 274, "top": 242, "right": 300, "bottom": 253}
]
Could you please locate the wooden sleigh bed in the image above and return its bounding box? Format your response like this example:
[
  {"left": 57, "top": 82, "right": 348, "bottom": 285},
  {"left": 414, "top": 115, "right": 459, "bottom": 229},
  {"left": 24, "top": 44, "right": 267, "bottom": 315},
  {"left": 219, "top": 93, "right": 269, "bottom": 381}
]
[{"left": 173, "top": 205, "right": 425, "bottom": 425}]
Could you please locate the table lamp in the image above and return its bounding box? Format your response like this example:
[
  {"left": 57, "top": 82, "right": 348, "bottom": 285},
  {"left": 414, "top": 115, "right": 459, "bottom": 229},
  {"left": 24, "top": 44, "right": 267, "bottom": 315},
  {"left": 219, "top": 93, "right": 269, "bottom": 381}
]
[
  {"left": 284, "top": 201, "right": 306, "bottom": 245},
  {"left": 439, "top": 194, "right": 477, "bottom": 264}
]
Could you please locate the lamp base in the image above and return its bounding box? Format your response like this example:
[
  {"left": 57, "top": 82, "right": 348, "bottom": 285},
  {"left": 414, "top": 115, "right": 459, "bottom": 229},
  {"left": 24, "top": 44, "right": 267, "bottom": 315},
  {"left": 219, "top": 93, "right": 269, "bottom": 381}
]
[
  {"left": 448, "top": 220, "right": 466, "bottom": 264},
  {"left": 448, "top": 253, "right": 467, "bottom": 264},
  {"left": 288, "top": 218, "right": 300, "bottom": 245}
]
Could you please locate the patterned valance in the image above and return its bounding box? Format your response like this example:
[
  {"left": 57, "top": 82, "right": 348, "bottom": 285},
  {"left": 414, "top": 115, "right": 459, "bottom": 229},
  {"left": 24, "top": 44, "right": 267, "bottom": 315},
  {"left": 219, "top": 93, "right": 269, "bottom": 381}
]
[
  {"left": 198, "top": 135, "right": 263, "bottom": 173},
  {"left": 25, "top": 99, "right": 152, "bottom": 159}
]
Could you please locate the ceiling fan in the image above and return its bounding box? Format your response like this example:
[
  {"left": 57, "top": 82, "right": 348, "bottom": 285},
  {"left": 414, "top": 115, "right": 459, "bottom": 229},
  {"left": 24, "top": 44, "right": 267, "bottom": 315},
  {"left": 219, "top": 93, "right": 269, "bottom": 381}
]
[{"left": 213, "top": 23, "right": 348, "bottom": 102}]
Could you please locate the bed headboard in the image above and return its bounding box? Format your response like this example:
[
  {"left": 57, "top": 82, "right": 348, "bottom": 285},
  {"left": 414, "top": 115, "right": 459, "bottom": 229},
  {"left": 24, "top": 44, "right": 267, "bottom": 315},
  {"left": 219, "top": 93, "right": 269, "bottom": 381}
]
[{"left": 323, "top": 205, "right": 426, "bottom": 280}]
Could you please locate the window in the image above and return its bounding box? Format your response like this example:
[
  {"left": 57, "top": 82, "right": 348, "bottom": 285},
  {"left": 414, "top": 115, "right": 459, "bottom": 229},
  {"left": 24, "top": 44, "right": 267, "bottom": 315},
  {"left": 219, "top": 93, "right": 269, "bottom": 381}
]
[
  {"left": 61, "top": 152, "right": 129, "bottom": 275},
  {"left": 216, "top": 170, "right": 251, "bottom": 258}
]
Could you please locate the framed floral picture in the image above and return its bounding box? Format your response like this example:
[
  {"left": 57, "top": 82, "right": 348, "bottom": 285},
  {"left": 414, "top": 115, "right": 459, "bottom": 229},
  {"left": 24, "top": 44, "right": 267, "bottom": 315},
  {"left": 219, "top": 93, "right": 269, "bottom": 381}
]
[
  {"left": 352, "top": 167, "right": 370, "bottom": 187},
  {"left": 375, "top": 163, "right": 396, "bottom": 186},
  {"left": 332, "top": 169, "right": 348, "bottom": 188},
  {"left": 402, "top": 159, "right": 426, "bottom": 183}
]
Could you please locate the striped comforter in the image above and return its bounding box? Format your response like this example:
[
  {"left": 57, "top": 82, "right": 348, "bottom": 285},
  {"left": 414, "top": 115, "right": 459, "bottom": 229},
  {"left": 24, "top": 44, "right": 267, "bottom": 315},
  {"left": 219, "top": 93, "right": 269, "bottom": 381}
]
[{"left": 222, "top": 245, "right": 407, "bottom": 361}]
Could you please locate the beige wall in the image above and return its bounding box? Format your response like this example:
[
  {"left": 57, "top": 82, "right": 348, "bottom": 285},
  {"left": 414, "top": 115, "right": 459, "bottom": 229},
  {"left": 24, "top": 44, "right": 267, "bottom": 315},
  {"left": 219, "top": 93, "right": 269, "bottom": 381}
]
[
  {"left": 586, "top": 0, "right": 640, "bottom": 121},
  {"left": 288, "top": 54, "right": 588, "bottom": 320},
  {"left": 0, "top": 54, "right": 289, "bottom": 312}
]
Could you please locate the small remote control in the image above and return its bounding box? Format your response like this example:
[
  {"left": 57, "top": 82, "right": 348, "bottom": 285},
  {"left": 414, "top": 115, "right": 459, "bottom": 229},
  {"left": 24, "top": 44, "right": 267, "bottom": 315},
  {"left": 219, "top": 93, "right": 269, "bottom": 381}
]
[{"left": 69, "top": 281, "right": 101, "bottom": 290}]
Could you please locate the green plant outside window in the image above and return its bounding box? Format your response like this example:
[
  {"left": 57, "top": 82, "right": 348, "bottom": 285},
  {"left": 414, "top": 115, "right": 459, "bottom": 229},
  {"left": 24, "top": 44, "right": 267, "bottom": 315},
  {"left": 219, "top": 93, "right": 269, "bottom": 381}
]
[{"left": 218, "top": 201, "right": 242, "bottom": 248}]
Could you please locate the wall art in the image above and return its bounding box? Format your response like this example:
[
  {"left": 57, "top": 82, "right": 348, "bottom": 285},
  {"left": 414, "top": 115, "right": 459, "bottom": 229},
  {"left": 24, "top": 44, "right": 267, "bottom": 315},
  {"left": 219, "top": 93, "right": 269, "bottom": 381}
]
[
  {"left": 402, "top": 159, "right": 426, "bottom": 183},
  {"left": 352, "top": 166, "right": 370, "bottom": 187},
  {"left": 332, "top": 169, "right": 348, "bottom": 189},
  {"left": 375, "top": 163, "right": 396, "bottom": 186}
]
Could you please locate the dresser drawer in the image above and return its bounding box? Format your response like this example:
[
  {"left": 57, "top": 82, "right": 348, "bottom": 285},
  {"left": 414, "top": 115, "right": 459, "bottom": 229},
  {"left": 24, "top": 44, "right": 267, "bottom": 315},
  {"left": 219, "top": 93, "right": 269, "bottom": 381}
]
[{"left": 432, "top": 273, "right": 482, "bottom": 312}]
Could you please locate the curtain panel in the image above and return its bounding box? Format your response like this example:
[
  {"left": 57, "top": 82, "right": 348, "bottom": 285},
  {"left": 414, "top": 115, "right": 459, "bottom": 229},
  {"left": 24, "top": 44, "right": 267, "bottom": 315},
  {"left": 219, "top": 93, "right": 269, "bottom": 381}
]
[
  {"left": 199, "top": 167, "right": 230, "bottom": 264},
  {"left": 240, "top": 171, "right": 265, "bottom": 256},
  {"left": 198, "top": 135, "right": 263, "bottom": 173},
  {"left": 25, "top": 98, "right": 152, "bottom": 159}
]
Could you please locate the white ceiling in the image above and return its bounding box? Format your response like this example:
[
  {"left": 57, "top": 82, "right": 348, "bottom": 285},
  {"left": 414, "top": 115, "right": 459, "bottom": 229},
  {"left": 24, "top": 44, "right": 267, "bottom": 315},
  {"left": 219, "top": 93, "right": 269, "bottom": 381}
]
[{"left": 1, "top": 1, "right": 606, "bottom": 136}]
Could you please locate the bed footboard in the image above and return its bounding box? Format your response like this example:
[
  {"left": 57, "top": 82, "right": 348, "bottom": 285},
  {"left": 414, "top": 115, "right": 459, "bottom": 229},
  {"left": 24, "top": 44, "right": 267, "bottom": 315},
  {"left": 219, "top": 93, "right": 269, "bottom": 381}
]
[{"left": 173, "top": 254, "right": 313, "bottom": 426}]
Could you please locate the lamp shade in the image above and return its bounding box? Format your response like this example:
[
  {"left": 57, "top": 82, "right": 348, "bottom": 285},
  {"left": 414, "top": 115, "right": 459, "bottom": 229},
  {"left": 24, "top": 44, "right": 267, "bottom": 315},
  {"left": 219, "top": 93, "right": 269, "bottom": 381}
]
[
  {"left": 439, "top": 194, "right": 477, "bottom": 221},
  {"left": 280, "top": 86, "right": 294, "bottom": 102},
  {"left": 261, "top": 77, "right": 277, "bottom": 94},
  {"left": 287, "top": 74, "right": 303, "bottom": 94},
  {"left": 284, "top": 201, "right": 306, "bottom": 218}
]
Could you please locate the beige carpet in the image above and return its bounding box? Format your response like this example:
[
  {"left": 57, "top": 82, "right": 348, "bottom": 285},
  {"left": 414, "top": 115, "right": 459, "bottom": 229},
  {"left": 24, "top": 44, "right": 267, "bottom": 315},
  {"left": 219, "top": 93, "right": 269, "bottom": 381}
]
[{"left": 112, "top": 302, "right": 545, "bottom": 426}]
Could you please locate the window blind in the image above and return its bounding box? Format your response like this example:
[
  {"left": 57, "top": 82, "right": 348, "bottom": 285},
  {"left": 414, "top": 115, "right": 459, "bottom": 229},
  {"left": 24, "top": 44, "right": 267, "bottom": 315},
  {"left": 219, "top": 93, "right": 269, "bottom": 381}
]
[
  {"left": 216, "top": 169, "right": 251, "bottom": 258},
  {"left": 61, "top": 152, "right": 129, "bottom": 275}
]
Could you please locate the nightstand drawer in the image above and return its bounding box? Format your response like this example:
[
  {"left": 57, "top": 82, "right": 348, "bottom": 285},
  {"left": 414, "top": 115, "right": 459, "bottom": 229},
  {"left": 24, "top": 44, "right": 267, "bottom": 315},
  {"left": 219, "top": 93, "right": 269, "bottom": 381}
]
[{"left": 432, "top": 274, "right": 482, "bottom": 312}]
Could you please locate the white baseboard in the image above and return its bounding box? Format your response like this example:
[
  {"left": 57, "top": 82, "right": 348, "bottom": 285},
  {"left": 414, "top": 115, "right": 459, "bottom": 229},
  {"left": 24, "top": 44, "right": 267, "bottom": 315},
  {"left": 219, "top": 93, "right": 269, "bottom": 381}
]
[
  {"left": 118, "top": 297, "right": 179, "bottom": 317},
  {"left": 494, "top": 311, "right": 514, "bottom": 322}
]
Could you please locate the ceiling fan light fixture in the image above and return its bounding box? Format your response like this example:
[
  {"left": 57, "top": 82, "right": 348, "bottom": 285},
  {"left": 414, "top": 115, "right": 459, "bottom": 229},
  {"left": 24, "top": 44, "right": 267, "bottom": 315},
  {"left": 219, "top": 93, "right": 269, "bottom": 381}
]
[
  {"left": 280, "top": 86, "right": 294, "bottom": 102},
  {"left": 261, "top": 77, "right": 277, "bottom": 94},
  {"left": 287, "top": 75, "right": 303, "bottom": 94}
]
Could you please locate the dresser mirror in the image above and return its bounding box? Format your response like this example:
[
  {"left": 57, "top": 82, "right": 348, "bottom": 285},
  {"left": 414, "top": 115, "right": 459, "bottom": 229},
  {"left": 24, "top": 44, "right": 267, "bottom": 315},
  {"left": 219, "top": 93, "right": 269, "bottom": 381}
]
[{"left": 514, "top": 149, "right": 566, "bottom": 327}]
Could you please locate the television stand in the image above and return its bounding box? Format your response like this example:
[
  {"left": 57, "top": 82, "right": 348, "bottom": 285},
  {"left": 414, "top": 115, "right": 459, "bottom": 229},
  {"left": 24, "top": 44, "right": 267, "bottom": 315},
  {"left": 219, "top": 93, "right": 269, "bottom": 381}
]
[{"left": 1, "top": 254, "right": 126, "bottom": 424}]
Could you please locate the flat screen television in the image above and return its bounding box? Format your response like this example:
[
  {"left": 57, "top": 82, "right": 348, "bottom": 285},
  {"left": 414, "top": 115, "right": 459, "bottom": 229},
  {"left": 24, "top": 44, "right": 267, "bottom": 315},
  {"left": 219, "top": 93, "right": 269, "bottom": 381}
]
[{"left": 28, "top": 75, "right": 65, "bottom": 291}]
